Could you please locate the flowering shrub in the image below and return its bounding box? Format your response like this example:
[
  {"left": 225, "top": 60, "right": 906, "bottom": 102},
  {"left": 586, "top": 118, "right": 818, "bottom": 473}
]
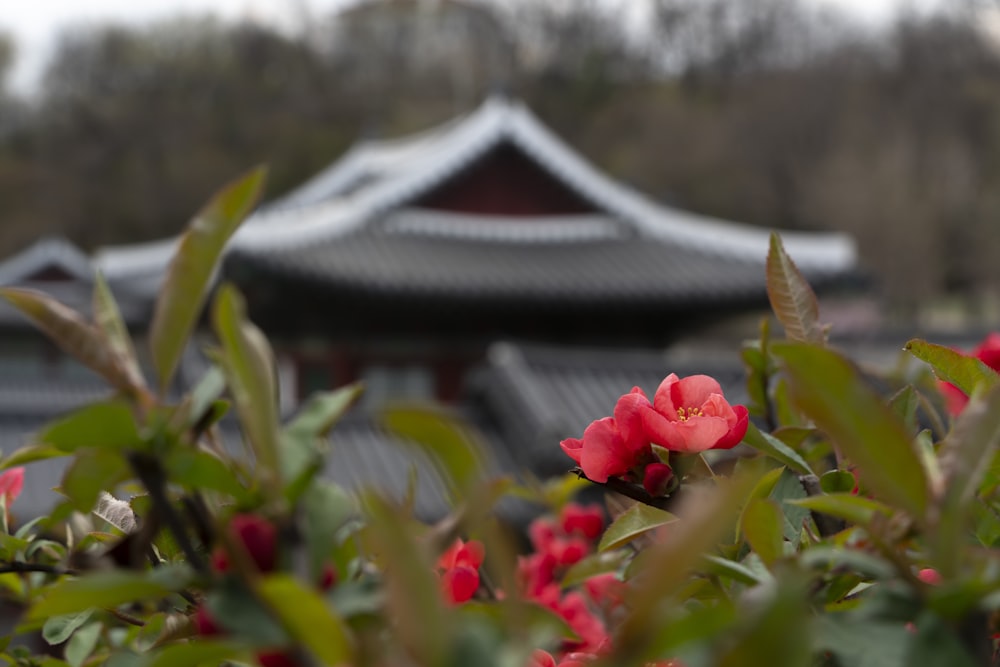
[{"left": 0, "top": 169, "right": 1000, "bottom": 666}]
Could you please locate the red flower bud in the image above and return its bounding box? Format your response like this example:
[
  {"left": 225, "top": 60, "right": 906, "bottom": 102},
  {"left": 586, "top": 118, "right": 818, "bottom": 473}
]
[
  {"left": 642, "top": 462, "right": 674, "bottom": 497},
  {"left": 213, "top": 514, "right": 278, "bottom": 573},
  {"left": 256, "top": 650, "right": 299, "bottom": 667},
  {"left": 319, "top": 563, "right": 338, "bottom": 591},
  {"left": 193, "top": 605, "right": 222, "bottom": 636},
  {"left": 917, "top": 568, "right": 942, "bottom": 585}
]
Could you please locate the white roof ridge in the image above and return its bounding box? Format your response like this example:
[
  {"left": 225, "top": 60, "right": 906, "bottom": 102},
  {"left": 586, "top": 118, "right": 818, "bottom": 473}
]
[{"left": 0, "top": 237, "right": 95, "bottom": 286}]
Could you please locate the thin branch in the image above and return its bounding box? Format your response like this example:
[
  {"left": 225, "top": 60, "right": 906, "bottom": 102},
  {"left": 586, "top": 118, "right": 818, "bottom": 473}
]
[
  {"left": 571, "top": 467, "right": 675, "bottom": 511},
  {"left": 0, "top": 562, "right": 77, "bottom": 576},
  {"left": 107, "top": 608, "right": 146, "bottom": 627}
]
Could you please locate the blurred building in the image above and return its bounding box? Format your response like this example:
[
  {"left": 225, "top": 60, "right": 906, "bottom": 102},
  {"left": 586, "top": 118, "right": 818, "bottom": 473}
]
[{"left": 0, "top": 96, "right": 856, "bottom": 518}]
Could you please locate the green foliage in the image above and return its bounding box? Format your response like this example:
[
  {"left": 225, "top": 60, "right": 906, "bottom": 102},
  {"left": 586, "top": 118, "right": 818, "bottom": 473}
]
[
  {"left": 6, "top": 176, "right": 1000, "bottom": 667},
  {"left": 150, "top": 166, "right": 266, "bottom": 393},
  {"left": 765, "top": 232, "right": 825, "bottom": 345}
]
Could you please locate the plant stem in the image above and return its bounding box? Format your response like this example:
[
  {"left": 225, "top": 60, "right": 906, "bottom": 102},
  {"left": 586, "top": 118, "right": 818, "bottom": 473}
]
[{"left": 571, "top": 468, "right": 675, "bottom": 511}]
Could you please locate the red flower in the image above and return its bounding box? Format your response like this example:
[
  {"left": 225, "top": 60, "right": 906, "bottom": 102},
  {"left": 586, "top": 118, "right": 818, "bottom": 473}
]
[
  {"left": 939, "top": 333, "right": 1000, "bottom": 415},
  {"left": 560, "top": 504, "right": 604, "bottom": 541},
  {"left": 640, "top": 374, "right": 748, "bottom": 453},
  {"left": 212, "top": 514, "right": 278, "bottom": 573},
  {"left": 438, "top": 538, "right": 484, "bottom": 604},
  {"left": 560, "top": 388, "right": 653, "bottom": 482}
]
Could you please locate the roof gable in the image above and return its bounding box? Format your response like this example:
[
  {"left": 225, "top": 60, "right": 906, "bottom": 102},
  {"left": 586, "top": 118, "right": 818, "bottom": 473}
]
[
  {"left": 0, "top": 238, "right": 94, "bottom": 286},
  {"left": 236, "top": 96, "right": 856, "bottom": 275}
]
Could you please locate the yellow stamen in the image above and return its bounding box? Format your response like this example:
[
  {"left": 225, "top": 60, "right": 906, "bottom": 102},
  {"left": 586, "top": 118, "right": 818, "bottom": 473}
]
[{"left": 676, "top": 407, "right": 704, "bottom": 421}]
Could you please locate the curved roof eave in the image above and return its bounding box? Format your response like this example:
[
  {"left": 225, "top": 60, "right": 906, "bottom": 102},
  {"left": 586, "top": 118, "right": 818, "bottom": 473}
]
[{"left": 231, "top": 96, "right": 857, "bottom": 274}]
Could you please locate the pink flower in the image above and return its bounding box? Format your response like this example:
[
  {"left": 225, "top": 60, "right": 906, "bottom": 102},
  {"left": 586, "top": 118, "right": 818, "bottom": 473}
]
[
  {"left": 640, "top": 374, "right": 748, "bottom": 453},
  {"left": 560, "top": 388, "right": 653, "bottom": 482},
  {"left": 917, "top": 568, "right": 942, "bottom": 585},
  {"left": 939, "top": 333, "right": 1000, "bottom": 415},
  {"left": 0, "top": 468, "right": 24, "bottom": 516}
]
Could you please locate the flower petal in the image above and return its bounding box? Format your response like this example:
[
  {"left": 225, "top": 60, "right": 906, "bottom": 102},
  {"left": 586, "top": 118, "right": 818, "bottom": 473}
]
[
  {"left": 579, "top": 417, "right": 631, "bottom": 482},
  {"left": 640, "top": 406, "right": 683, "bottom": 450},
  {"left": 652, "top": 373, "right": 681, "bottom": 415},
  {"left": 671, "top": 416, "right": 730, "bottom": 453},
  {"left": 714, "top": 405, "right": 749, "bottom": 450},
  {"left": 671, "top": 375, "right": 723, "bottom": 410},
  {"left": 613, "top": 387, "right": 651, "bottom": 455},
  {"left": 560, "top": 437, "right": 584, "bottom": 464}
]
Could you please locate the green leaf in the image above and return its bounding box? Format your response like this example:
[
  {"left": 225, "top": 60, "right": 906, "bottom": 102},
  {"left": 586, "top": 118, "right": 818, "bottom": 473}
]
[
  {"left": 0, "top": 288, "right": 141, "bottom": 395},
  {"left": 561, "top": 550, "right": 630, "bottom": 588},
  {"left": 742, "top": 422, "right": 812, "bottom": 475},
  {"left": 150, "top": 166, "right": 266, "bottom": 392},
  {"left": 301, "top": 481, "right": 357, "bottom": 580},
  {"left": 65, "top": 621, "right": 101, "bottom": 667},
  {"left": 772, "top": 343, "right": 930, "bottom": 520},
  {"left": 172, "top": 366, "right": 227, "bottom": 432},
  {"left": 1, "top": 444, "right": 68, "bottom": 468},
  {"left": 598, "top": 503, "right": 677, "bottom": 552},
  {"left": 771, "top": 468, "right": 810, "bottom": 543},
  {"left": 820, "top": 470, "right": 857, "bottom": 494},
  {"left": 364, "top": 493, "right": 448, "bottom": 665},
  {"left": 27, "top": 567, "right": 192, "bottom": 621},
  {"left": 163, "top": 449, "right": 251, "bottom": 503},
  {"left": 931, "top": 382, "right": 1000, "bottom": 578},
  {"left": 700, "top": 555, "right": 767, "bottom": 586},
  {"left": 39, "top": 401, "right": 141, "bottom": 453},
  {"left": 889, "top": 385, "right": 920, "bottom": 434},
  {"left": 257, "top": 574, "right": 354, "bottom": 666},
  {"left": 615, "top": 471, "right": 761, "bottom": 663},
  {"left": 715, "top": 573, "right": 812, "bottom": 667},
  {"left": 815, "top": 615, "right": 911, "bottom": 667},
  {"left": 206, "top": 578, "right": 288, "bottom": 646},
  {"left": 60, "top": 450, "right": 132, "bottom": 512},
  {"left": 905, "top": 611, "right": 978, "bottom": 667},
  {"left": 92, "top": 272, "right": 146, "bottom": 395},
  {"left": 787, "top": 494, "right": 893, "bottom": 527},
  {"left": 381, "top": 404, "right": 484, "bottom": 501},
  {"left": 801, "top": 547, "right": 896, "bottom": 579},
  {"left": 213, "top": 284, "right": 280, "bottom": 494},
  {"left": 742, "top": 499, "right": 785, "bottom": 566},
  {"left": 285, "top": 384, "right": 363, "bottom": 438},
  {"left": 905, "top": 338, "right": 999, "bottom": 400},
  {"left": 146, "top": 640, "right": 248, "bottom": 667},
  {"left": 42, "top": 610, "right": 93, "bottom": 645},
  {"left": 766, "top": 232, "right": 824, "bottom": 344}
]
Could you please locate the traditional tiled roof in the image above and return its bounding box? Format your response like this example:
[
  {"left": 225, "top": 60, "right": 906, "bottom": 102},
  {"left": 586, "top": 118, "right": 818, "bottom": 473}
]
[
  {"left": 217, "top": 96, "right": 857, "bottom": 306},
  {"left": 0, "top": 239, "right": 151, "bottom": 328},
  {"left": 234, "top": 96, "right": 855, "bottom": 271},
  {"left": 0, "top": 238, "right": 94, "bottom": 285},
  {"left": 96, "top": 96, "right": 858, "bottom": 301}
]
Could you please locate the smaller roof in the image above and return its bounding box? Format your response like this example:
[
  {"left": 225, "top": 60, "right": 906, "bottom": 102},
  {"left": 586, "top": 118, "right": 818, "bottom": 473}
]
[{"left": 0, "top": 238, "right": 94, "bottom": 286}]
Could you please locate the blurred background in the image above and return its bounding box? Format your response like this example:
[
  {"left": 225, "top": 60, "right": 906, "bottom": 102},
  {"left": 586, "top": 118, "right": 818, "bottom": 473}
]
[
  {"left": 2, "top": 0, "right": 997, "bottom": 326},
  {"left": 0, "top": 0, "right": 997, "bottom": 515}
]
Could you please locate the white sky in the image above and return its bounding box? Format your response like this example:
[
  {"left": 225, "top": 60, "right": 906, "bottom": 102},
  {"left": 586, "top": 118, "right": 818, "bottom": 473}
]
[{"left": 1, "top": 0, "right": 946, "bottom": 95}]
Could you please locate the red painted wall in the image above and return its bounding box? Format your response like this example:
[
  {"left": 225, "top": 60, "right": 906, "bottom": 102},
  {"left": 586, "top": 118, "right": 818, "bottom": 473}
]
[{"left": 417, "top": 144, "right": 597, "bottom": 216}]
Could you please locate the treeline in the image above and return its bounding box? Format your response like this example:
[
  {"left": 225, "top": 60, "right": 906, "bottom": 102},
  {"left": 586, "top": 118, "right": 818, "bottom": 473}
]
[{"left": 0, "top": 0, "right": 997, "bottom": 314}]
